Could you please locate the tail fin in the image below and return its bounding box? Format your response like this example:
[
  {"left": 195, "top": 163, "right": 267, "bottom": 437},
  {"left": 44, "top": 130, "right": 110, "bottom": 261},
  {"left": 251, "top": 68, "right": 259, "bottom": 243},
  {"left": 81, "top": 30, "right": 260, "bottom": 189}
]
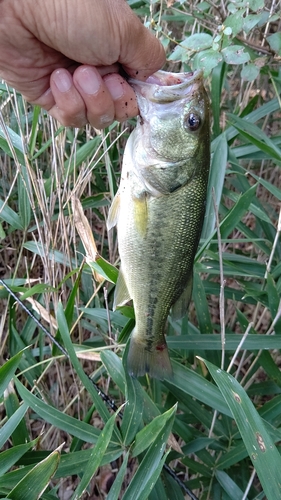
[{"left": 127, "top": 336, "right": 173, "bottom": 380}]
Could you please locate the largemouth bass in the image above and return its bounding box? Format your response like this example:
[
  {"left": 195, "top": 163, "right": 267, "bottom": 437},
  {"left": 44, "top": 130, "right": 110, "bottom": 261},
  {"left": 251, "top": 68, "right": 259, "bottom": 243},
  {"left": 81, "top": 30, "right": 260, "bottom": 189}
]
[{"left": 108, "top": 70, "right": 210, "bottom": 380}]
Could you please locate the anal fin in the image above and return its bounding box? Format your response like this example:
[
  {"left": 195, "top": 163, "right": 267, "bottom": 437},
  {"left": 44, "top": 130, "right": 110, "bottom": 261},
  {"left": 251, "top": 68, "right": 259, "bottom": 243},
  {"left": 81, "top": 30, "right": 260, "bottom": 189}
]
[{"left": 171, "top": 274, "right": 193, "bottom": 321}]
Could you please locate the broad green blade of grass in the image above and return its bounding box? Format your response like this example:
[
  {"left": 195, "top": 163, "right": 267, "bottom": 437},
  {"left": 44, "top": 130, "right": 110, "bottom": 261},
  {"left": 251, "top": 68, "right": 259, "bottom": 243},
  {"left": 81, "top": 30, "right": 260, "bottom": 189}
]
[
  {"left": 121, "top": 344, "right": 144, "bottom": 446},
  {"left": 6, "top": 446, "right": 61, "bottom": 500},
  {"left": 201, "top": 133, "right": 228, "bottom": 240},
  {"left": 131, "top": 404, "right": 177, "bottom": 458},
  {"left": 122, "top": 405, "right": 176, "bottom": 500},
  {"left": 0, "top": 199, "right": 24, "bottom": 230},
  {"left": 167, "top": 334, "right": 281, "bottom": 350},
  {"left": 0, "top": 124, "right": 25, "bottom": 164},
  {"left": 211, "top": 97, "right": 280, "bottom": 148},
  {"left": 215, "top": 470, "right": 248, "bottom": 500},
  {"left": 17, "top": 165, "right": 31, "bottom": 230},
  {"left": 229, "top": 113, "right": 281, "bottom": 162},
  {"left": 4, "top": 388, "right": 29, "bottom": 445},
  {"left": 0, "top": 440, "right": 37, "bottom": 476},
  {"left": 0, "top": 350, "right": 24, "bottom": 397},
  {"left": 202, "top": 358, "right": 281, "bottom": 500},
  {"left": 192, "top": 271, "right": 213, "bottom": 334},
  {"left": 219, "top": 184, "right": 257, "bottom": 239},
  {"left": 52, "top": 270, "right": 81, "bottom": 357},
  {"left": 0, "top": 403, "right": 29, "bottom": 449},
  {"left": 71, "top": 408, "right": 122, "bottom": 500},
  {"left": 56, "top": 302, "right": 114, "bottom": 427},
  {"left": 165, "top": 361, "right": 231, "bottom": 416},
  {"left": 107, "top": 452, "right": 129, "bottom": 500},
  {"left": 64, "top": 135, "right": 102, "bottom": 173},
  {"left": 14, "top": 380, "right": 101, "bottom": 444},
  {"left": 89, "top": 256, "right": 118, "bottom": 283},
  {"left": 100, "top": 349, "right": 126, "bottom": 394}
]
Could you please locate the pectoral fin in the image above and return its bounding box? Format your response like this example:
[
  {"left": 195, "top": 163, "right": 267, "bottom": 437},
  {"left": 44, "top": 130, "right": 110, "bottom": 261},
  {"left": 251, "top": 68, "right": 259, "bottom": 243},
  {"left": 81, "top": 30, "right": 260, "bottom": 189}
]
[
  {"left": 133, "top": 195, "right": 148, "bottom": 237},
  {"left": 107, "top": 191, "right": 120, "bottom": 230},
  {"left": 171, "top": 274, "right": 193, "bottom": 321},
  {"left": 113, "top": 268, "right": 131, "bottom": 310}
]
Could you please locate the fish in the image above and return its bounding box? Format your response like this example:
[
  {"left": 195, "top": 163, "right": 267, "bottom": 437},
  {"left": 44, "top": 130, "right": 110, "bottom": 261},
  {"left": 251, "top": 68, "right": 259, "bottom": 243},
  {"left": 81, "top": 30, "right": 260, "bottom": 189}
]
[{"left": 107, "top": 70, "right": 210, "bottom": 380}]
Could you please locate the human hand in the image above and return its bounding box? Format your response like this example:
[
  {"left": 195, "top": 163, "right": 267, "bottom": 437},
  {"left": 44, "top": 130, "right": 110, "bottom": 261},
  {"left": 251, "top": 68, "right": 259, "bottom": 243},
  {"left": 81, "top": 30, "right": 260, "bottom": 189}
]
[{"left": 0, "top": 0, "right": 165, "bottom": 128}]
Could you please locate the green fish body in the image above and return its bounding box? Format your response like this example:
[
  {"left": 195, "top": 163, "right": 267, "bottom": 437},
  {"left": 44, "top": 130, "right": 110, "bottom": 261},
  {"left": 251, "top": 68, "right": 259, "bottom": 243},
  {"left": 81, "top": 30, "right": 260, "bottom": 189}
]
[{"left": 108, "top": 71, "right": 210, "bottom": 379}]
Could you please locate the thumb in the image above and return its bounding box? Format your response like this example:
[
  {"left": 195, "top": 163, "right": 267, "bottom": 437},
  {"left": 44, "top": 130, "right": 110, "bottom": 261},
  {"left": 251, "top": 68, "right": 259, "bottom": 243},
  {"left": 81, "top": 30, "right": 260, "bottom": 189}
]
[{"left": 117, "top": 9, "right": 166, "bottom": 80}]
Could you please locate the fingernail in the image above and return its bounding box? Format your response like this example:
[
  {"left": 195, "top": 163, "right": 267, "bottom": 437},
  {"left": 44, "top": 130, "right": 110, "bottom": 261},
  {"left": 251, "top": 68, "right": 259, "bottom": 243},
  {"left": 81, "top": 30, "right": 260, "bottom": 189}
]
[
  {"left": 104, "top": 75, "right": 125, "bottom": 100},
  {"left": 78, "top": 67, "right": 101, "bottom": 95},
  {"left": 100, "top": 114, "right": 113, "bottom": 126},
  {"left": 53, "top": 70, "right": 72, "bottom": 92}
]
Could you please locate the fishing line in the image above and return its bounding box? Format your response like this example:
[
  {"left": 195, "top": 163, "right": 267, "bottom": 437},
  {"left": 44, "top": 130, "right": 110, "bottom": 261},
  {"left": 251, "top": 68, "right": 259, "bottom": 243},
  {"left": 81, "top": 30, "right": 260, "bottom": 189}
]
[{"left": 0, "top": 278, "right": 198, "bottom": 500}]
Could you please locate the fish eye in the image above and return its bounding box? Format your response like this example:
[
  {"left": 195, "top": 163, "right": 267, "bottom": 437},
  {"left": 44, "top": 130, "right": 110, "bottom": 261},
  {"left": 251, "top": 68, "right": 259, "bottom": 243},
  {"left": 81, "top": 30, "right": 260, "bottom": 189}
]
[{"left": 184, "top": 113, "right": 201, "bottom": 132}]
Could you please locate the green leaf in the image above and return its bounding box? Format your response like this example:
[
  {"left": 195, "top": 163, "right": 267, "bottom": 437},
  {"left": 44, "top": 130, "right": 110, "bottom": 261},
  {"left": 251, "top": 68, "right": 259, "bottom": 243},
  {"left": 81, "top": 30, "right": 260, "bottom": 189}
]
[
  {"left": 120, "top": 376, "right": 143, "bottom": 446},
  {"left": 220, "top": 184, "right": 257, "bottom": 239},
  {"left": 182, "top": 33, "right": 213, "bottom": 51},
  {"left": 201, "top": 133, "right": 228, "bottom": 240},
  {"left": 7, "top": 447, "right": 61, "bottom": 500},
  {"left": 64, "top": 136, "right": 102, "bottom": 173},
  {"left": 17, "top": 165, "right": 31, "bottom": 230},
  {"left": 0, "top": 124, "right": 25, "bottom": 164},
  {"left": 71, "top": 408, "right": 122, "bottom": 500},
  {"left": 229, "top": 114, "right": 281, "bottom": 161},
  {"left": 121, "top": 344, "right": 144, "bottom": 446},
  {"left": 249, "top": 0, "right": 264, "bottom": 10},
  {"left": 0, "top": 199, "right": 24, "bottom": 230},
  {"left": 193, "top": 49, "right": 223, "bottom": 75},
  {"left": 14, "top": 380, "right": 101, "bottom": 444},
  {"left": 122, "top": 406, "right": 176, "bottom": 500},
  {"left": 224, "top": 11, "right": 246, "bottom": 36},
  {"left": 202, "top": 358, "right": 281, "bottom": 500},
  {"left": 56, "top": 303, "right": 114, "bottom": 427},
  {"left": 4, "top": 388, "right": 29, "bottom": 445},
  {"left": 267, "top": 32, "right": 281, "bottom": 56},
  {"left": 0, "top": 350, "right": 23, "bottom": 398},
  {"left": 107, "top": 453, "right": 129, "bottom": 500},
  {"left": 167, "top": 334, "right": 281, "bottom": 351},
  {"left": 0, "top": 403, "right": 29, "bottom": 449},
  {"left": 165, "top": 361, "right": 231, "bottom": 416},
  {"left": 215, "top": 470, "right": 247, "bottom": 500},
  {"left": 222, "top": 45, "right": 250, "bottom": 64},
  {"left": 131, "top": 405, "right": 177, "bottom": 457},
  {"left": 241, "top": 63, "right": 260, "bottom": 81},
  {"left": 89, "top": 256, "right": 118, "bottom": 283},
  {"left": 0, "top": 440, "right": 37, "bottom": 476}
]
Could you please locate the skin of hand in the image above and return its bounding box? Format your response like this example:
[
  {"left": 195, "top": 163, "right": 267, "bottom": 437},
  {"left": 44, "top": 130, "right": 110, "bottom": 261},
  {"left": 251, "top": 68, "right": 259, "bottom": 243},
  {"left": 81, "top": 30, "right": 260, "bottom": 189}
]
[{"left": 0, "top": 0, "right": 165, "bottom": 128}]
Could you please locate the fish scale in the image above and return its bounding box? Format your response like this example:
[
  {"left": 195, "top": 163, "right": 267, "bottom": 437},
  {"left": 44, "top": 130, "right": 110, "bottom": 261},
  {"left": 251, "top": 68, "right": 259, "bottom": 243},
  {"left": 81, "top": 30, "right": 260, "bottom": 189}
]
[{"left": 107, "top": 70, "right": 210, "bottom": 379}]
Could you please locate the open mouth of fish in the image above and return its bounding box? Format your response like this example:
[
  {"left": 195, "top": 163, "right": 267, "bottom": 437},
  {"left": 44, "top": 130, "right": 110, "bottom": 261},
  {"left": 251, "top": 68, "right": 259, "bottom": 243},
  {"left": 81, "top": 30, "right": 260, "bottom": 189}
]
[{"left": 129, "top": 70, "right": 204, "bottom": 103}]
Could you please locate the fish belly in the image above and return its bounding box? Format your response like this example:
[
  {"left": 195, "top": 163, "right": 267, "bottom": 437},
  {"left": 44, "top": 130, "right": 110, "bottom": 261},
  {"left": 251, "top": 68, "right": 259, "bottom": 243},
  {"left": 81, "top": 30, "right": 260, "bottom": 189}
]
[{"left": 117, "top": 173, "right": 207, "bottom": 379}]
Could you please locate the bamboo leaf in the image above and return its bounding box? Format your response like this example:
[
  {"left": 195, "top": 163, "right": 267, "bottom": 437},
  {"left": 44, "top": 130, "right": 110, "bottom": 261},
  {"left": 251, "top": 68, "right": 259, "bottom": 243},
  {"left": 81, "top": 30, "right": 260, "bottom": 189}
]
[
  {"left": 202, "top": 358, "right": 281, "bottom": 500},
  {"left": 71, "top": 408, "right": 122, "bottom": 500},
  {"left": 7, "top": 446, "right": 61, "bottom": 500}
]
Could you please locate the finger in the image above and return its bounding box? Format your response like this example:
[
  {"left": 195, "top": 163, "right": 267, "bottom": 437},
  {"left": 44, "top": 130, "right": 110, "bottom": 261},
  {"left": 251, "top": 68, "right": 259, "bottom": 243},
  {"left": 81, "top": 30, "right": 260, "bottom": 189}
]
[
  {"left": 49, "top": 68, "right": 88, "bottom": 127},
  {"left": 103, "top": 74, "right": 138, "bottom": 122},
  {"left": 73, "top": 65, "right": 115, "bottom": 129}
]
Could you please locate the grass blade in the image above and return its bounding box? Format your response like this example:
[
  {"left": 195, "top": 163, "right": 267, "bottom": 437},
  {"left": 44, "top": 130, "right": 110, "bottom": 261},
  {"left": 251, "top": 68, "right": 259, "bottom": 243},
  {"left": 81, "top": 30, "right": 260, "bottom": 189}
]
[{"left": 202, "top": 358, "right": 281, "bottom": 500}]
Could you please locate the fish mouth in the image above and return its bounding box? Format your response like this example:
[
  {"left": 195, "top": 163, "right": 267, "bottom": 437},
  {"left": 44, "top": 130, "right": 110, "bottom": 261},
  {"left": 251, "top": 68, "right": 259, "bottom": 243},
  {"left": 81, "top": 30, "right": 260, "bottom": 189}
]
[{"left": 129, "top": 70, "right": 204, "bottom": 103}]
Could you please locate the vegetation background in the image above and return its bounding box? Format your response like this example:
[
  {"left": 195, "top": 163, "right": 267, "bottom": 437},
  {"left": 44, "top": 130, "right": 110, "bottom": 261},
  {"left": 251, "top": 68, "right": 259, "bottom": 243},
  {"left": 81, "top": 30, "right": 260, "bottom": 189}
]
[{"left": 1, "top": 0, "right": 281, "bottom": 498}]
